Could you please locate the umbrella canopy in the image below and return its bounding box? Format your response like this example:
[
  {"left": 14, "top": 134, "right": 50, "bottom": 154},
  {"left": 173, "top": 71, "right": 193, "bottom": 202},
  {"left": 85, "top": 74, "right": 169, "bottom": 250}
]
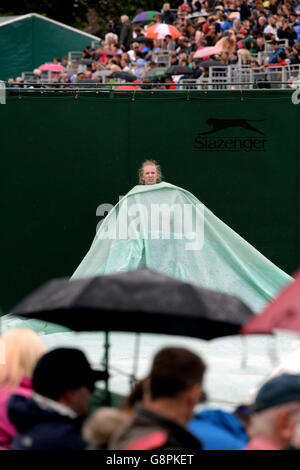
[
  {"left": 133, "top": 11, "right": 161, "bottom": 24},
  {"left": 11, "top": 268, "right": 253, "bottom": 340},
  {"left": 110, "top": 71, "right": 137, "bottom": 82},
  {"left": 240, "top": 273, "right": 297, "bottom": 335},
  {"left": 144, "top": 67, "right": 168, "bottom": 79},
  {"left": 167, "top": 65, "right": 193, "bottom": 75},
  {"left": 38, "top": 63, "right": 66, "bottom": 72},
  {"left": 145, "top": 24, "right": 181, "bottom": 40},
  {"left": 135, "top": 36, "right": 154, "bottom": 44},
  {"left": 194, "top": 45, "right": 223, "bottom": 59}
]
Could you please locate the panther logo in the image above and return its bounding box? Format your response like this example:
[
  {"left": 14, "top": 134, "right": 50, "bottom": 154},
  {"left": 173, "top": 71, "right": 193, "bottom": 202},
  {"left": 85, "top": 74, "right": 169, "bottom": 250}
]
[{"left": 198, "top": 118, "right": 264, "bottom": 136}]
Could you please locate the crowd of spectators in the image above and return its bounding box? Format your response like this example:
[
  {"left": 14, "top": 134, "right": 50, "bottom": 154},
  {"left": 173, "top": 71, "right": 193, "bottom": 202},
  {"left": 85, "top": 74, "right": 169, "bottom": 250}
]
[
  {"left": 2, "top": 328, "right": 300, "bottom": 450},
  {"left": 7, "top": 1, "right": 300, "bottom": 89}
]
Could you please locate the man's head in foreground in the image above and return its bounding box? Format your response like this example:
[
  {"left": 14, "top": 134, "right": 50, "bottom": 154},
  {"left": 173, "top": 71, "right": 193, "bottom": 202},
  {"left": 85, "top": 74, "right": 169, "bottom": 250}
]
[
  {"left": 248, "top": 373, "right": 300, "bottom": 449},
  {"left": 144, "top": 347, "right": 206, "bottom": 426}
]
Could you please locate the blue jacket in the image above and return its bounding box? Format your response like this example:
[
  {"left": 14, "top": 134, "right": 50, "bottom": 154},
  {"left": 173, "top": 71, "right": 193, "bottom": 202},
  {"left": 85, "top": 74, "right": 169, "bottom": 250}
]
[
  {"left": 8, "top": 395, "right": 87, "bottom": 450},
  {"left": 187, "top": 409, "right": 249, "bottom": 450},
  {"left": 268, "top": 47, "right": 284, "bottom": 64}
]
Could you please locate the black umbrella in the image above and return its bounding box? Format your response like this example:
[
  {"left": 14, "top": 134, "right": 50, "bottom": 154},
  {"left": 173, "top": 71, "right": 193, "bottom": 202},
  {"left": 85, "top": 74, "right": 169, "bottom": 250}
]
[
  {"left": 11, "top": 268, "right": 252, "bottom": 339},
  {"left": 167, "top": 65, "right": 194, "bottom": 75},
  {"left": 110, "top": 71, "right": 137, "bottom": 82},
  {"left": 10, "top": 268, "right": 252, "bottom": 402},
  {"left": 199, "top": 60, "right": 229, "bottom": 68},
  {"left": 135, "top": 35, "right": 154, "bottom": 44}
]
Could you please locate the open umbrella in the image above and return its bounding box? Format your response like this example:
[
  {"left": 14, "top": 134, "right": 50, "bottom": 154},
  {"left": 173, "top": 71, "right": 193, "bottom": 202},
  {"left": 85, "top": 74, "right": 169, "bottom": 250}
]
[
  {"left": 194, "top": 45, "right": 223, "bottom": 59},
  {"left": 240, "top": 273, "right": 297, "bottom": 335},
  {"left": 11, "top": 268, "right": 252, "bottom": 340},
  {"left": 10, "top": 268, "right": 252, "bottom": 403},
  {"left": 167, "top": 65, "right": 193, "bottom": 75},
  {"left": 145, "top": 24, "right": 181, "bottom": 40},
  {"left": 110, "top": 71, "right": 137, "bottom": 82},
  {"left": 38, "top": 63, "right": 66, "bottom": 72},
  {"left": 144, "top": 67, "right": 168, "bottom": 79},
  {"left": 133, "top": 11, "right": 161, "bottom": 24},
  {"left": 135, "top": 35, "right": 154, "bottom": 44}
]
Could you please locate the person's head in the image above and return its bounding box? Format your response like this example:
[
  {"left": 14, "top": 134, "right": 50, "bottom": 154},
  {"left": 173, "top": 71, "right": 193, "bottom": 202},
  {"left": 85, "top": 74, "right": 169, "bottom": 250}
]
[
  {"left": 278, "top": 51, "right": 286, "bottom": 61},
  {"left": 121, "top": 379, "right": 147, "bottom": 416},
  {"left": 163, "top": 3, "right": 170, "bottom": 11},
  {"left": 146, "top": 347, "right": 206, "bottom": 424},
  {"left": 248, "top": 374, "right": 300, "bottom": 448},
  {"left": 121, "top": 15, "right": 129, "bottom": 24},
  {"left": 32, "top": 348, "right": 106, "bottom": 417},
  {"left": 77, "top": 72, "right": 86, "bottom": 80},
  {"left": 138, "top": 160, "right": 162, "bottom": 185},
  {"left": 0, "top": 329, "right": 45, "bottom": 388},
  {"left": 82, "top": 408, "right": 128, "bottom": 448},
  {"left": 131, "top": 42, "right": 140, "bottom": 51}
]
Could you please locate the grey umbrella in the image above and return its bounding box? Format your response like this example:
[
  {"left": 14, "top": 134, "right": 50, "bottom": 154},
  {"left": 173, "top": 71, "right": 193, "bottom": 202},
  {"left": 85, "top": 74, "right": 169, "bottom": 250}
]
[
  {"left": 110, "top": 71, "right": 137, "bottom": 82},
  {"left": 167, "top": 65, "right": 194, "bottom": 75}
]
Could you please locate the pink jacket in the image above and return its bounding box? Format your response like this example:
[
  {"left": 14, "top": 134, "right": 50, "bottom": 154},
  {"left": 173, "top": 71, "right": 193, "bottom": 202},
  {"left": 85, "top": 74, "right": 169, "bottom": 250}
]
[
  {"left": 0, "top": 377, "right": 33, "bottom": 449},
  {"left": 243, "top": 437, "right": 281, "bottom": 450}
]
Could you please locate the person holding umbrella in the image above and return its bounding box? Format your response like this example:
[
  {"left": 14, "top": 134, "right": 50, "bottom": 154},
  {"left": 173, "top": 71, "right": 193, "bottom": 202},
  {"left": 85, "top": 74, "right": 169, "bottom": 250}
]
[{"left": 119, "top": 15, "right": 133, "bottom": 51}]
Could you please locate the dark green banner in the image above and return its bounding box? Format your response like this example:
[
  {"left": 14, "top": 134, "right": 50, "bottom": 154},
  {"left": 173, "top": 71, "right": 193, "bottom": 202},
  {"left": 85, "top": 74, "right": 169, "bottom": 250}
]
[{"left": 1, "top": 89, "right": 299, "bottom": 313}]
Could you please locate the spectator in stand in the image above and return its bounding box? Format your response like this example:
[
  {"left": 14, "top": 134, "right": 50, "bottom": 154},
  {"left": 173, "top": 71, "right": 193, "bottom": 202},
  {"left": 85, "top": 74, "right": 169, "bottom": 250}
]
[
  {"left": 109, "top": 347, "right": 206, "bottom": 450},
  {"left": 287, "top": 42, "right": 300, "bottom": 64},
  {"left": 119, "top": 15, "right": 133, "bottom": 52},
  {"left": 0, "top": 329, "right": 45, "bottom": 449},
  {"left": 9, "top": 348, "right": 105, "bottom": 450},
  {"left": 277, "top": 18, "right": 297, "bottom": 47},
  {"left": 191, "top": 59, "right": 202, "bottom": 78},
  {"left": 244, "top": 374, "right": 300, "bottom": 450},
  {"left": 264, "top": 39, "right": 285, "bottom": 64},
  {"left": 107, "top": 18, "right": 120, "bottom": 38},
  {"left": 128, "top": 42, "right": 140, "bottom": 63},
  {"left": 263, "top": 15, "right": 278, "bottom": 37},
  {"left": 161, "top": 3, "right": 176, "bottom": 25},
  {"left": 165, "top": 34, "right": 176, "bottom": 51}
]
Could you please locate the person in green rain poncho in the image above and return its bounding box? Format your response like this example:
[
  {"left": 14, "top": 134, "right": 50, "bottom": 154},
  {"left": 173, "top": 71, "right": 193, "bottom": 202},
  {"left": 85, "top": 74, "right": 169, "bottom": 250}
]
[{"left": 72, "top": 160, "right": 292, "bottom": 313}]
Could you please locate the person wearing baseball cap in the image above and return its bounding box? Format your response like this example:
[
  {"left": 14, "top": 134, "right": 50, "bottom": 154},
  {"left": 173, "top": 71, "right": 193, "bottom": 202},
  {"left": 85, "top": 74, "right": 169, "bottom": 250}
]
[
  {"left": 8, "top": 348, "right": 107, "bottom": 450},
  {"left": 244, "top": 374, "right": 300, "bottom": 450}
]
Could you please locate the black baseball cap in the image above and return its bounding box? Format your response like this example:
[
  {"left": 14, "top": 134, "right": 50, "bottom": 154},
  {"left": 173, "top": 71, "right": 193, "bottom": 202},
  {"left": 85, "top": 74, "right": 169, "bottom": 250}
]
[
  {"left": 253, "top": 373, "right": 300, "bottom": 412},
  {"left": 33, "top": 348, "right": 108, "bottom": 399}
]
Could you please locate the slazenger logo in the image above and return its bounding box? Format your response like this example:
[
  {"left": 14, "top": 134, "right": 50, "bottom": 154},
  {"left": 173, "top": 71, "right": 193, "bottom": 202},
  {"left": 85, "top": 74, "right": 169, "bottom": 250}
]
[
  {"left": 292, "top": 88, "right": 300, "bottom": 105},
  {"left": 193, "top": 118, "right": 266, "bottom": 153}
]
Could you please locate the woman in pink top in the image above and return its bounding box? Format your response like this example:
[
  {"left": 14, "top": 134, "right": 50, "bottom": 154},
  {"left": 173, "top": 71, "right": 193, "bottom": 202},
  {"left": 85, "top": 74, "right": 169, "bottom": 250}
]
[{"left": 0, "top": 329, "right": 45, "bottom": 449}]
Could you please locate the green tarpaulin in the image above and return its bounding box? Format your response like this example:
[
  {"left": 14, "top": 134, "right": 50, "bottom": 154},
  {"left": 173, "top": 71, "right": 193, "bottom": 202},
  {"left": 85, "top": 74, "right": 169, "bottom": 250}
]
[{"left": 72, "top": 182, "right": 292, "bottom": 312}]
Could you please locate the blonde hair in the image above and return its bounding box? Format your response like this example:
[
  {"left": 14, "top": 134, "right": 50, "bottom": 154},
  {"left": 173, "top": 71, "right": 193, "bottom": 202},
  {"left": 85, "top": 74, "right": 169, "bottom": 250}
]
[
  {"left": 138, "top": 160, "right": 162, "bottom": 184},
  {"left": 83, "top": 408, "right": 128, "bottom": 448},
  {"left": 0, "top": 329, "right": 46, "bottom": 387}
]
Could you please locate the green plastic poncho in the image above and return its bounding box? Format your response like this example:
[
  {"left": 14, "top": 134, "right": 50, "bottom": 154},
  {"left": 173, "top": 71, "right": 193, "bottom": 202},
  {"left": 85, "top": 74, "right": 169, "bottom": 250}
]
[{"left": 72, "top": 182, "right": 292, "bottom": 312}]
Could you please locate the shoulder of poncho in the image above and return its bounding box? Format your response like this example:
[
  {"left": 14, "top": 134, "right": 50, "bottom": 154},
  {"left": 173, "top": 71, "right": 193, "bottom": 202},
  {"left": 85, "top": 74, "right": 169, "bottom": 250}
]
[{"left": 124, "top": 182, "right": 198, "bottom": 200}]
